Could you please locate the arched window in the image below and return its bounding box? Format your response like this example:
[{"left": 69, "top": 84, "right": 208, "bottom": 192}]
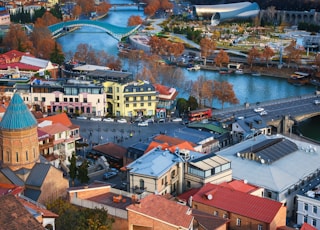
[{"left": 139, "top": 179, "right": 144, "bottom": 190}]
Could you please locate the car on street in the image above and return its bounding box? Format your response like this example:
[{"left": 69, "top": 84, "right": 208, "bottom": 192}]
[
  {"left": 90, "top": 117, "right": 102, "bottom": 121},
  {"left": 103, "top": 117, "right": 114, "bottom": 122},
  {"left": 260, "top": 110, "right": 268, "bottom": 116},
  {"left": 117, "top": 118, "right": 127, "bottom": 123},
  {"left": 314, "top": 99, "right": 320, "bottom": 105},
  {"left": 254, "top": 107, "right": 265, "bottom": 113},
  {"left": 145, "top": 118, "right": 154, "bottom": 123},
  {"left": 172, "top": 117, "right": 182, "bottom": 122},
  {"left": 158, "top": 118, "right": 165, "bottom": 123},
  {"left": 76, "top": 116, "right": 87, "bottom": 120},
  {"left": 103, "top": 171, "right": 117, "bottom": 180},
  {"left": 138, "top": 121, "right": 148, "bottom": 127}
]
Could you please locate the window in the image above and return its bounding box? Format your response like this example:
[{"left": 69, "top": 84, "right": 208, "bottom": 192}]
[
  {"left": 139, "top": 179, "right": 144, "bottom": 189},
  {"left": 148, "top": 96, "right": 151, "bottom": 100},
  {"left": 55, "top": 97, "right": 59, "bottom": 102},
  {"left": 125, "top": 97, "right": 129, "bottom": 102},
  {"left": 133, "top": 96, "right": 136, "bottom": 101},
  {"left": 33, "top": 148, "right": 35, "bottom": 158},
  {"left": 75, "top": 98, "right": 79, "bottom": 102},
  {"left": 140, "top": 96, "right": 144, "bottom": 101},
  {"left": 313, "top": 219, "right": 317, "bottom": 227},
  {"left": 34, "top": 97, "right": 38, "bottom": 102},
  {"left": 214, "top": 211, "right": 218, "bottom": 216},
  {"left": 133, "top": 103, "right": 136, "bottom": 107},
  {"left": 148, "top": 103, "right": 151, "bottom": 106},
  {"left": 304, "top": 215, "right": 308, "bottom": 223},
  {"left": 70, "top": 98, "right": 73, "bottom": 102},
  {"left": 26, "top": 151, "right": 28, "bottom": 161},
  {"left": 223, "top": 213, "right": 228, "bottom": 218},
  {"left": 16, "top": 152, "right": 19, "bottom": 162},
  {"left": 314, "top": 206, "right": 317, "bottom": 214},
  {"left": 83, "top": 98, "right": 87, "bottom": 103},
  {"left": 7, "top": 151, "right": 9, "bottom": 162},
  {"left": 64, "top": 98, "right": 67, "bottom": 102},
  {"left": 236, "top": 218, "right": 241, "bottom": 226},
  {"left": 305, "top": 203, "right": 309, "bottom": 211},
  {"left": 117, "top": 96, "right": 119, "bottom": 100},
  {"left": 116, "top": 87, "right": 119, "bottom": 93},
  {"left": 162, "top": 178, "right": 164, "bottom": 185},
  {"left": 140, "top": 103, "right": 144, "bottom": 107},
  {"left": 187, "top": 181, "right": 191, "bottom": 188},
  {"left": 126, "top": 104, "right": 129, "bottom": 107}
]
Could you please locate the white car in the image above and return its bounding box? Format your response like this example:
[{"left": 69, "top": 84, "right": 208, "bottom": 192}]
[
  {"left": 172, "top": 117, "right": 182, "bottom": 122},
  {"left": 260, "top": 110, "right": 268, "bottom": 116},
  {"left": 314, "top": 100, "right": 320, "bottom": 105},
  {"left": 254, "top": 107, "right": 264, "bottom": 113},
  {"left": 138, "top": 121, "right": 148, "bottom": 127},
  {"left": 76, "top": 116, "right": 87, "bottom": 120},
  {"left": 117, "top": 118, "right": 127, "bottom": 123},
  {"left": 90, "top": 117, "right": 102, "bottom": 121},
  {"left": 103, "top": 117, "right": 114, "bottom": 122}
]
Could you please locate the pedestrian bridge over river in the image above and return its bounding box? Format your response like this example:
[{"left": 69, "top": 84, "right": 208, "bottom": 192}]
[{"left": 48, "top": 20, "right": 141, "bottom": 40}]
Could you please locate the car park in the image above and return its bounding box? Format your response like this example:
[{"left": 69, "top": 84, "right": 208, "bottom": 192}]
[
  {"left": 103, "top": 117, "right": 114, "bottom": 122},
  {"left": 117, "top": 118, "right": 127, "bottom": 123},
  {"left": 254, "top": 107, "right": 265, "bottom": 113},
  {"left": 90, "top": 117, "right": 102, "bottom": 121},
  {"left": 138, "top": 121, "right": 148, "bottom": 127},
  {"left": 103, "top": 171, "right": 117, "bottom": 180}
]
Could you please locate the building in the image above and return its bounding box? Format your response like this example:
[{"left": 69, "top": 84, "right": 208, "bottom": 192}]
[
  {"left": 0, "top": 7, "right": 10, "bottom": 25},
  {"left": 216, "top": 134, "right": 320, "bottom": 219},
  {"left": 153, "top": 83, "right": 178, "bottom": 117},
  {"left": 0, "top": 93, "right": 69, "bottom": 204},
  {"left": 193, "top": 2, "right": 260, "bottom": 26},
  {"left": 182, "top": 183, "right": 286, "bottom": 229},
  {"left": 126, "top": 194, "right": 194, "bottom": 230}
]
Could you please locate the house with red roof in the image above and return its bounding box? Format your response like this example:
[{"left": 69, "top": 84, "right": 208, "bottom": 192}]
[
  {"left": 153, "top": 83, "right": 178, "bottom": 117},
  {"left": 182, "top": 183, "right": 286, "bottom": 229},
  {"left": 127, "top": 194, "right": 194, "bottom": 230}
]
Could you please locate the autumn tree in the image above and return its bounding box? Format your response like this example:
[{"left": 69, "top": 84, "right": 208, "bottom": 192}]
[
  {"left": 77, "top": 0, "right": 95, "bottom": 16},
  {"left": 163, "top": 67, "right": 185, "bottom": 88},
  {"left": 39, "top": 11, "right": 61, "bottom": 26},
  {"left": 212, "top": 81, "right": 239, "bottom": 109},
  {"left": 3, "top": 24, "right": 34, "bottom": 53},
  {"left": 72, "top": 5, "right": 82, "bottom": 19},
  {"left": 247, "top": 46, "right": 261, "bottom": 69},
  {"left": 128, "top": 15, "right": 143, "bottom": 26},
  {"left": 136, "top": 66, "right": 156, "bottom": 83},
  {"left": 261, "top": 46, "right": 275, "bottom": 67},
  {"left": 285, "top": 40, "right": 303, "bottom": 66},
  {"left": 127, "top": 49, "right": 145, "bottom": 76},
  {"left": 148, "top": 36, "right": 184, "bottom": 61},
  {"left": 106, "top": 56, "right": 122, "bottom": 71},
  {"left": 96, "top": 2, "right": 111, "bottom": 15},
  {"left": 191, "top": 75, "right": 215, "bottom": 107},
  {"left": 200, "top": 37, "right": 216, "bottom": 65},
  {"left": 214, "top": 49, "right": 230, "bottom": 67}
]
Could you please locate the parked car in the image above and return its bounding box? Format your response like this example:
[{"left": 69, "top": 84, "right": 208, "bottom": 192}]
[
  {"left": 260, "top": 110, "right": 268, "bottom": 116},
  {"left": 117, "top": 118, "right": 127, "bottom": 123},
  {"left": 254, "top": 107, "right": 264, "bottom": 113},
  {"left": 135, "top": 116, "right": 143, "bottom": 122},
  {"left": 172, "top": 117, "right": 182, "bottom": 122},
  {"left": 90, "top": 117, "right": 102, "bottom": 121},
  {"left": 103, "top": 171, "right": 117, "bottom": 180},
  {"left": 103, "top": 117, "right": 114, "bottom": 122},
  {"left": 158, "top": 118, "right": 165, "bottom": 123},
  {"left": 76, "top": 116, "right": 87, "bottom": 120},
  {"left": 314, "top": 100, "right": 320, "bottom": 105},
  {"left": 138, "top": 121, "right": 148, "bottom": 127}
]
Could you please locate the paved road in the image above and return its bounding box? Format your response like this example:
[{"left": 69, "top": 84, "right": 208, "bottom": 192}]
[{"left": 212, "top": 93, "right": 320, "bottom": 122}]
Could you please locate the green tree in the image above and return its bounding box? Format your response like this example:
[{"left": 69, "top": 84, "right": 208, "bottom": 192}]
[
  {"left": 50, "top": 42, "right": 65, "bottom": 65},
  {"left": 187, "top": 96, "right": 198, "bottom": 111},
  {"left": 176, "top": 98, "right": 188, "bottom": 116},
  {"left": 77, "top": 160, "right": 90, "bottom": 184},
  {"left": 69, "top": 153, "right": 77, "bottom": 186}
]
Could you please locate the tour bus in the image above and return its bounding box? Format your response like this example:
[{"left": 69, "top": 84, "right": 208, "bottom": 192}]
[{"left": 188, "top": 108, "right": 212, "bottom": 122}]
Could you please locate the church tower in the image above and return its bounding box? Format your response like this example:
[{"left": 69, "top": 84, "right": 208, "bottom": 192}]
[{"left": 0, "top": 93, "right": 40, "bottom": 170}]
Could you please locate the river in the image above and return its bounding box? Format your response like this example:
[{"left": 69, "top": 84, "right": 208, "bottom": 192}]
[{"left": 56, "top": 0, "right": 319, "bottom": 140}]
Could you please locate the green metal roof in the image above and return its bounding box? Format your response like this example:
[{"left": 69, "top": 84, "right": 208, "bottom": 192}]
[{"left": 0, "top": 93, "right": 37, "bottom": 130}]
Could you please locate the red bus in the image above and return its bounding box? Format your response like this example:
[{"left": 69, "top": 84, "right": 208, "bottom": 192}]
[{"left": 188, "top": 108, "right": 212, "bottom": 122}]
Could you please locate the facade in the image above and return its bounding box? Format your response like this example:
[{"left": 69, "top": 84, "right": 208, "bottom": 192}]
[
  {"left": 27, "top": 78, "right": 106, "bottom": 116},
  {"left": 153, "top": 83, "right": 178, "bottom": 116},
  {"left": 0, "top": 7, "right": 10, "bottom": 25},
  {"left": 193, "top": 2, "right": 260, "bottom": 26},
  {"left": 186, "top": 183, "right": 286, "bottom": 230},
  {"left": 126, "top": 194, "right": 194, "bottom": 230},
  {"left": 216, "top": 134, "right": 320, "bottom": 219},
  {"left": 296, "top": 184, "right": 320, "bottom": 229}
]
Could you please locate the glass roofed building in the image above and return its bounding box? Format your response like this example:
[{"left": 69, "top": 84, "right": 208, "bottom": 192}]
[{"left": 193, "top": 1, "right": 260, "bottom": 26}]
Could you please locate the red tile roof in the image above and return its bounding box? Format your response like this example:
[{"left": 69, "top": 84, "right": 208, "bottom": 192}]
[
  {"left": 0, "top": 62, "right": 41, "bottom": 71},
  {"left": 92, "top": 143, "right": 127, "bottom": 159},
  {"left": 0, "top": 183, "right": 24, "bottom": 196},
  {"left": 38, "top": 123, "right": 69, "bottom": 135},
  {"left": 127, "top": 194, "right": 193, "bottom": 229},
  {"left": 300, "top": 223, "right": 317, "bottom": 230},
  {"left": 18, "top": 197, "right": 58, "bottom": 218},
  {"left": 219, "top": 180, "right": 260, "bottom": 194},
  {"left": 153, "top": 83, "right": 178, "bottom": 101},
  {"left": 191, "top": 183, "right": 283, "bottom": 223},
  {"left": 37, "top": 113, "right": 74, "bottom": 128}
]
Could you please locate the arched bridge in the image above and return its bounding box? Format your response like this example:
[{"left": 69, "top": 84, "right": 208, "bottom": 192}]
[{"left": 48, "top": 20, "right": 141, "bottom": 40}]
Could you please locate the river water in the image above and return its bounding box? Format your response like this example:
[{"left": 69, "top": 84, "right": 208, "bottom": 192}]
[{"left": 56, "top": 0, "right": 320, "bottom": 140}]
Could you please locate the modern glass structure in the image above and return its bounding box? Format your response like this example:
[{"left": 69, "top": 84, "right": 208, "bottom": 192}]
[{"left": 193, "top": 2, "right": 260, "bottom": 26}]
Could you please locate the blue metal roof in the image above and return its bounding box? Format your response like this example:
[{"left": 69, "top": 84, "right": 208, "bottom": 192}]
[
  {"left": 0, "top": 167, "right": 24, "bottom": 186},
  {"left": 25, "top": 163, "right": 50, "bottom": 187},
  {"left": 0, "top": 93, "right": 37, "bottom": 130},
  {"left": 24, "top": 188, "right": 41, "bottom": 201}
]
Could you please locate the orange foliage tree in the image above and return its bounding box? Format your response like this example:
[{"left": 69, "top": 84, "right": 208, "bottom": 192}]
[
  {"left": 284, "top": 40, "right": 303, "bottom": 66},
  {"left": 3, "top": 24, "right": 34, "bottom": 53},
  {"left": 77, "top": 0, "right": 95, "bottom": 16},
  {"left": 214, "top": 49, "right": 229, "bottom": 67},
  {"left": 200, "top": 37, "right": 216, "bottom": 65},
  {"left": 247, "top": 46, "right": 261, "bottom": 69},
  {"left": 40, "top": 11, "right": 61, "bottom": 26},
  {"left": 212, "top": 81, "right": 239, "bottom": 109},
  {"left": 96, "top": 2, "right": 111, "bottom": 15},
  {"left": 148, "top": 36, "right": 184, "bottom": 61},
  {"left": 261, "top": 46, "right": 275, "bottom": 67},
  {"left": 72, "top": 5, "right": 82, "bottom": 19},
  {"left": 127, "top": 15, "right": 143, "bottom": 26}
]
